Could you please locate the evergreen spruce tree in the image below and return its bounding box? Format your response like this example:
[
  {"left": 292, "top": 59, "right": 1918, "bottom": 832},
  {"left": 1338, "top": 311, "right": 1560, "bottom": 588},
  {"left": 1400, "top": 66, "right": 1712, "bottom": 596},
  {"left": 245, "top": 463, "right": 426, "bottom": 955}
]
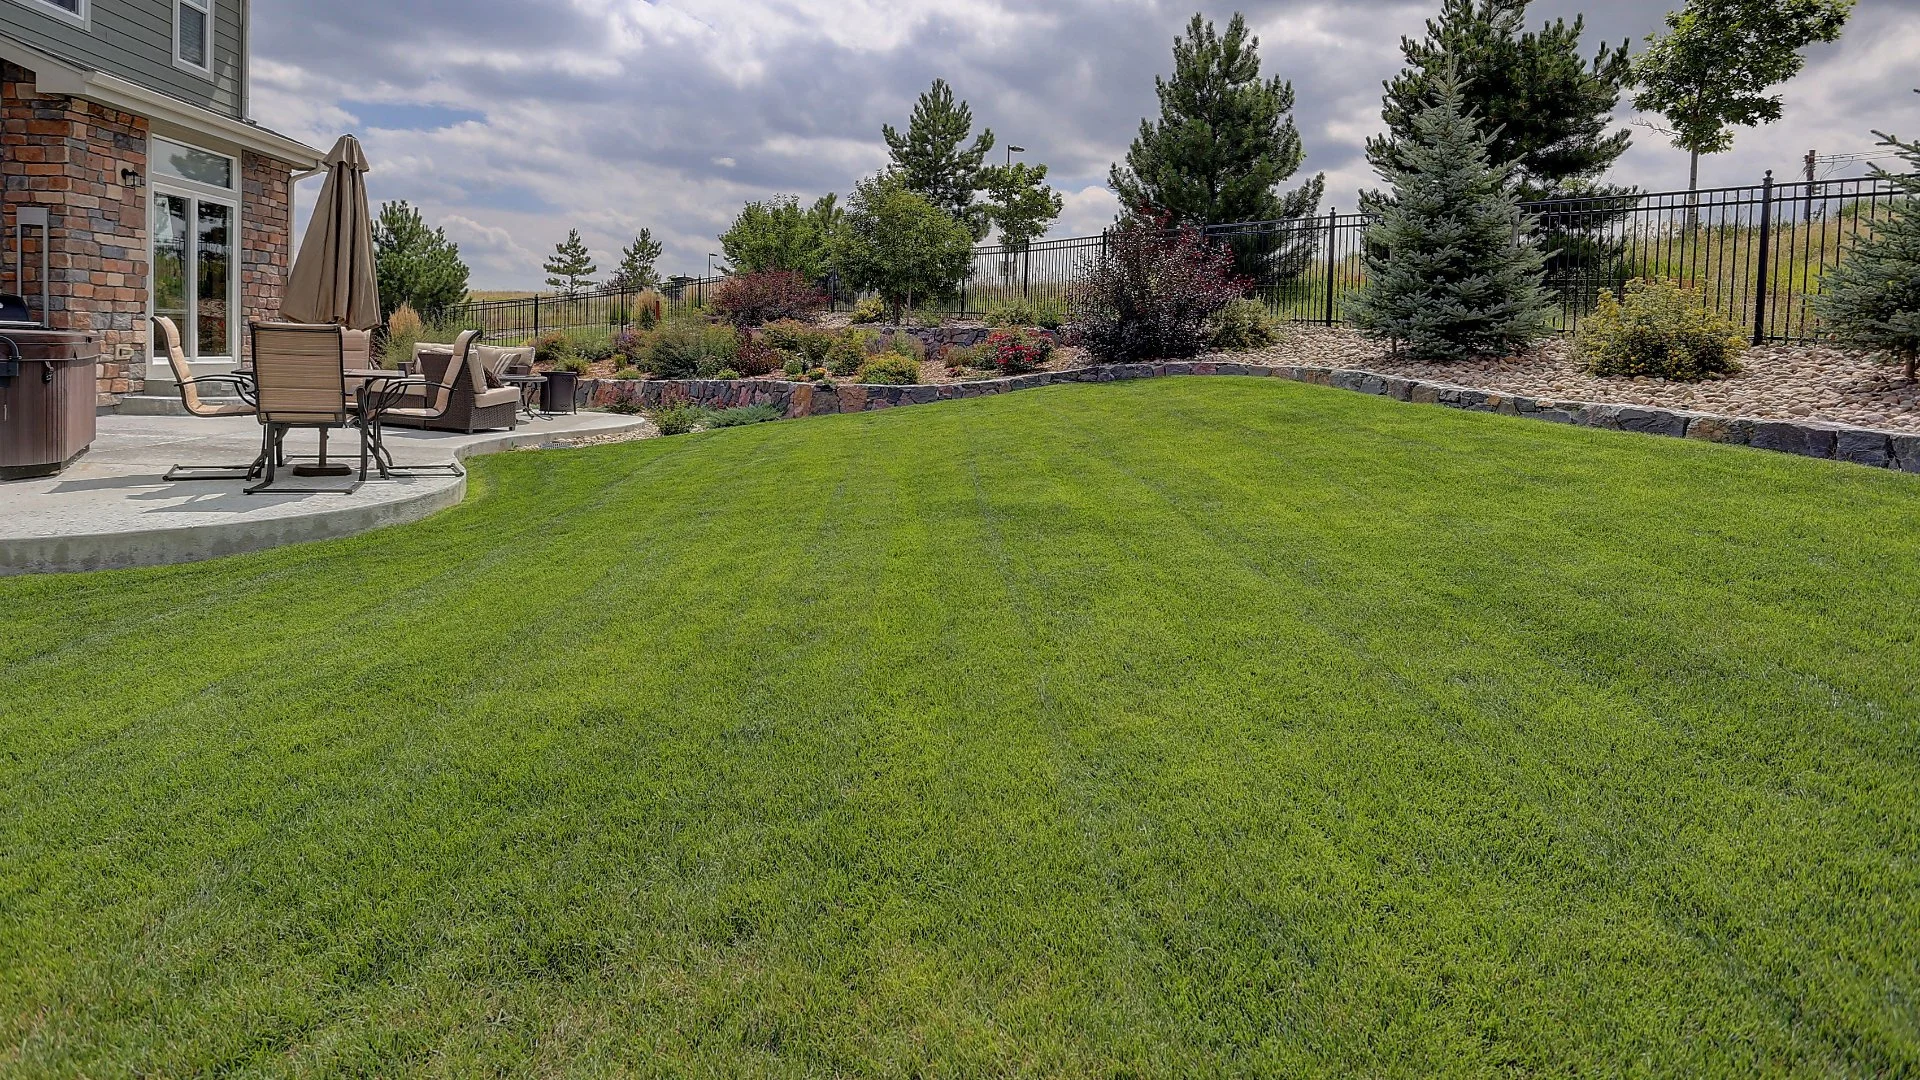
[
  {"left": 1370, "top": 0, "right": 1631, "bottom": 204},
  {"left": 883, "top": 79, "right": 995, "bottom": 240},
  {"left": 1109, "top": 12, "right": 1323, "bottom": 277},
  {"left": 543, "top": 229, "right": 597, "bottom": 294},
  {"left": 1811, "top": 127, "right": 1920, "bottom": 382},
  {"left": 372, "top": 201, "right": 470, "bottom": 316},
  {"left": 1349, "top": 77, "right": 1553, "bottom": 361},
  {"left": 607, "top": 229, "right": 663, "bottom": 292}
]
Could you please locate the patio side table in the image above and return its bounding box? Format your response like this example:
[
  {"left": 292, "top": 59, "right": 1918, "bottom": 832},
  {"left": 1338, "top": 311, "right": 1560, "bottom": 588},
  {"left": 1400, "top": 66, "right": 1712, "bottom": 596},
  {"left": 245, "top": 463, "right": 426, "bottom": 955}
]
[{"left": 502, "top": 373, "right": 547, "bottom": 420}]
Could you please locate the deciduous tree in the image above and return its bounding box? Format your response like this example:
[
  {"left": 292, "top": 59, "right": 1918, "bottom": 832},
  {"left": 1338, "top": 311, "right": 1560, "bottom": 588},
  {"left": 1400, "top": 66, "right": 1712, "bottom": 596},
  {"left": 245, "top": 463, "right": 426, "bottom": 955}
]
[
  {"left": 1631, "top": 0, "right": 1852, "bottom": 192},
  {"left": 832, "top": 172, "right": 974, "bottom": 322}
]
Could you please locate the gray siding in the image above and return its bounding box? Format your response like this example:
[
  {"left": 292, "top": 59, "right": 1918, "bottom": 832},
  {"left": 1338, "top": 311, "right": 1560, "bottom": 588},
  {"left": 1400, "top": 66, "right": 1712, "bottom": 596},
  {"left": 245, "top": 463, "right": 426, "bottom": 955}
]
[{"left": 0, "top": 0, "right": 243, "bottom": 118}]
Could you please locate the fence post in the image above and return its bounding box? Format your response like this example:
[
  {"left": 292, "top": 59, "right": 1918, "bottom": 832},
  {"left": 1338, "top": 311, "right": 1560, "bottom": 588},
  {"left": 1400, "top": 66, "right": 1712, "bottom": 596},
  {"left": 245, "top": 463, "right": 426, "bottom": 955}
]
[
  {"left": 1752, "top": 170, "right": 1773, "bottom": 347},
  {"left": 532, "top": 294, "right": 540, "bottom": 342},
  {"left": 1323, "top": 207, "right": 1338, "bottom": 326}
]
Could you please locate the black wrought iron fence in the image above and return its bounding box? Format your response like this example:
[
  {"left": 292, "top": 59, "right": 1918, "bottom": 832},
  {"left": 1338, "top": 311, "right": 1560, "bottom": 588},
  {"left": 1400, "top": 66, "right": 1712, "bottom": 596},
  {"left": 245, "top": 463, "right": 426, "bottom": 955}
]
[{"left": 444, "top": 173, "right": 1905, "bottom": 346}]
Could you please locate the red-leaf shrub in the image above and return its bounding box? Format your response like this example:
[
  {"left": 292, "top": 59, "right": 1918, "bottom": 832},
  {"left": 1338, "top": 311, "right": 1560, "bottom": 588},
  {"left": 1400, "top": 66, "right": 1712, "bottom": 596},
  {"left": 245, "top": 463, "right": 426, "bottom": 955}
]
[
  {"left": 1068, "top": 213, "right": 1245, "bottom": 363},
  {"left": 984, "top": 328, "right": 1054, "bottom": 374},
  {"left": 733, "top": 335, "right": 780, "bottom": 377},
  {"left": 710, "top": 269, "right": 827, "bottom": 327}
]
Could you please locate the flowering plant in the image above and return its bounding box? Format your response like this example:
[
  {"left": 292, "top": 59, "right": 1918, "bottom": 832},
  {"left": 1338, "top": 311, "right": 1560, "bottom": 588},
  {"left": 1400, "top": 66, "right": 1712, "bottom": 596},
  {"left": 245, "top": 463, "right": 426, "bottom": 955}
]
[{"left": 984, "top": 328, "right": 1054, "bottom": 374}]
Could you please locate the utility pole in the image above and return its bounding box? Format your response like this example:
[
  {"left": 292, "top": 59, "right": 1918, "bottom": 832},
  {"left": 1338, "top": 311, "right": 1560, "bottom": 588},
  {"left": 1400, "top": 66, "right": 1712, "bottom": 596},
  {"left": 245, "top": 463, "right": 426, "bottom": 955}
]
[{"left": 1805, "top": 149, "right": 1817, "bottom": 224}]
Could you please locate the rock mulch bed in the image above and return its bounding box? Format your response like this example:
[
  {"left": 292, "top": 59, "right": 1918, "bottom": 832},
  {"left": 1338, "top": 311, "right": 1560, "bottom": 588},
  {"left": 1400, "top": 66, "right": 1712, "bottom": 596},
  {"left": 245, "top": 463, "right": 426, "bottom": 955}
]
[{"left": 1229, "top": 326, "right": 1920, "bottom": 434}]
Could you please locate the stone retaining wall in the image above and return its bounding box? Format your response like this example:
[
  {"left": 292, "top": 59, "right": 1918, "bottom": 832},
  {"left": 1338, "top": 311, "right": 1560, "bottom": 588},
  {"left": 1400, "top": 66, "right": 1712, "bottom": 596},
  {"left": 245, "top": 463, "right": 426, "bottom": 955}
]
[{"left": 582, "top": 361, "right": 1920, "bottom": 473}]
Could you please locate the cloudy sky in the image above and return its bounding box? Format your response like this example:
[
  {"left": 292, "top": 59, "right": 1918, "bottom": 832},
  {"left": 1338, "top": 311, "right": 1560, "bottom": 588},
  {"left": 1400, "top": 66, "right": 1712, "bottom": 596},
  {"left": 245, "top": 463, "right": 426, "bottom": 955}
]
[{"left": 253, "top": 0, "right": 1920, "bottom": 289}]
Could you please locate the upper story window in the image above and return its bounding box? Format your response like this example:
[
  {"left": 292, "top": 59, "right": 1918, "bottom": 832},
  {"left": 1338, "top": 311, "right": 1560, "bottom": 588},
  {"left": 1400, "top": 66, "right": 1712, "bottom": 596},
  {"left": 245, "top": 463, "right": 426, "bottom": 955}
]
[
  {"left": 174, "top": 0, "right": 211, "bottom": 73},
  {"left": 152, "top": 136, "right": 233, "bottom": 191},
  {"left": 7, "top": 0, "right": 88, "bottom": 26}
]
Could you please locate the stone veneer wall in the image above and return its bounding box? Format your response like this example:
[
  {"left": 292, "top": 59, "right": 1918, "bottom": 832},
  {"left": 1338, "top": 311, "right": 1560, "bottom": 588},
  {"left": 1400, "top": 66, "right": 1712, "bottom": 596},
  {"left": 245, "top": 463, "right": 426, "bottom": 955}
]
[
  {"left": 582, "top": 362, "right": 1920, "bottom": 474},
  {"left": 1, "top": 62, "right": 149, "bottom": 404},
  {"left": 238, "top": 151, "right": 292, "bottom": 361}
]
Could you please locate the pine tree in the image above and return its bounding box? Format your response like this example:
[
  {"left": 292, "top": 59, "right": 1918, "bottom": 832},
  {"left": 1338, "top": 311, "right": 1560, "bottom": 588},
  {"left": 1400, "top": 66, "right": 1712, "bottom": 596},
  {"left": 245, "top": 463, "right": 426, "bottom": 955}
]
[
  {"left": 1109, "top": 12, "right": 1323, "bottom": 278},
  {"left": 1349, "top": 77, "right": 1553, "bottom": 362},
  {"left": 1811, "top": 127, "right": 1920, "bottom": 382},
  {"left": 607, "top": 229, "right": 663, "bottom": 292},
  {"left": 372, "top": 201, "right": 470, "bottom": 316},
  {"left": 543, "top": 229, "right": 597, "bottom": 294},
  {"left": 883, "top": 79, "right": 995, "bottom": 240},
  {"left": 1370, "top": 0, "right": 1631, "bottom": 204}
]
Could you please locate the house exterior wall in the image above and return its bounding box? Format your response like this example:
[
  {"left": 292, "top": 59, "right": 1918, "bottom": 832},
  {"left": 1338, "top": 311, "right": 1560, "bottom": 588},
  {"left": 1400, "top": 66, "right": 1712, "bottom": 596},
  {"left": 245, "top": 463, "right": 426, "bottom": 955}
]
[
  {"left": 2, "top": 60, "right": 149, "bottom": 402},
  {"left": 2, "top": 59, "right": 297, "bottom": 402},
  {"left": 0, "top": 0, "right": 245, "bottom": 118},
  {"left": 237, "top": 147, "right": 287, "bottom": 359}
]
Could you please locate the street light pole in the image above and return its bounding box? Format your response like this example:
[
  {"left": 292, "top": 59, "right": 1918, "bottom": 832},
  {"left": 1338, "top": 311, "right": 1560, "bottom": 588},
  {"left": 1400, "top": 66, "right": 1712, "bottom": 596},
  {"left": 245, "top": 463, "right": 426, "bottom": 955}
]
[{"left": 1006, "top": 144, "right": 1025, "bottom": 168}]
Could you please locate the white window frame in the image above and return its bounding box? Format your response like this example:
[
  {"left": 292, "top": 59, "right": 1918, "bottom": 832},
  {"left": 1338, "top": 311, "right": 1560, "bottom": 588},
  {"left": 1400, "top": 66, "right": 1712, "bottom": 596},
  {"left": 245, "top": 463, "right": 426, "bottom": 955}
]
[
  {"left": 6, "top": 0, "right": 89, "bottom": 29},
  {"left": 172, "top": 0, "right": 214, "bottom": 78},
  {"left": 148, "top": 137, "right": 242, "bottom": 364}
]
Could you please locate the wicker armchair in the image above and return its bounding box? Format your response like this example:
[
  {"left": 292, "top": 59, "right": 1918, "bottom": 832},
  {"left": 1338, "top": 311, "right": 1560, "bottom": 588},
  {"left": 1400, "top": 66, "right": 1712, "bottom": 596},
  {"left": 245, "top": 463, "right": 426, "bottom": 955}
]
[{"left": 382, "top": 338, "right": 521, "bottom": 432}]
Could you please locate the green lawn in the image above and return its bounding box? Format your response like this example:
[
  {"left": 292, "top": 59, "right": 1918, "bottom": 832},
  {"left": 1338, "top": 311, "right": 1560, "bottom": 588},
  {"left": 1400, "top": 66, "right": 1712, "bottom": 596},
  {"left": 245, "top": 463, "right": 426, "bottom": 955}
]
[{"left": 3, "top": 378, "right": 1917, "bottom": 1076}]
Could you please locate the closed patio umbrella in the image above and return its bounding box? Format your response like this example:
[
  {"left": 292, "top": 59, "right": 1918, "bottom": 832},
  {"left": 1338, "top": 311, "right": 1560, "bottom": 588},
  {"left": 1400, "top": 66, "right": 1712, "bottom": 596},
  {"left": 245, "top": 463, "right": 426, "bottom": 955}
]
[{"left": 281, "top": 134, "right": 379, "bottom": 330}]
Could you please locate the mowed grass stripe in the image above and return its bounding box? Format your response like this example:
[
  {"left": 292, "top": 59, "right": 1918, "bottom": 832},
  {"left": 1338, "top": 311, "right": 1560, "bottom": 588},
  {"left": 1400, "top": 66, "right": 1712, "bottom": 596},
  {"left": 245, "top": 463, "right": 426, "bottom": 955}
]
[{"left": 0, "top": 376, "right": 1915, "bottom": 1076}]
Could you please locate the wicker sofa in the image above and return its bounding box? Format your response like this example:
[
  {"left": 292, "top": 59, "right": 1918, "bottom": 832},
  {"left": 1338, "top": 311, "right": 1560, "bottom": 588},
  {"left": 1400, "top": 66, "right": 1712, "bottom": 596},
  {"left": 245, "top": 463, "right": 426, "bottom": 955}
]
[{"left": 383, "top": 342, "right": 530, "bottom": 433}]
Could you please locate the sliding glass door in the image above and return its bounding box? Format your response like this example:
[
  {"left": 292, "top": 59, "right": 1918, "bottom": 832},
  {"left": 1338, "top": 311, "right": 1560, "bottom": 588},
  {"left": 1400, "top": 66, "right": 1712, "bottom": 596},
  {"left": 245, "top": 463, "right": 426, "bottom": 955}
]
[{"left": 153, "top": 189, "right": 235, "bottom": 360}]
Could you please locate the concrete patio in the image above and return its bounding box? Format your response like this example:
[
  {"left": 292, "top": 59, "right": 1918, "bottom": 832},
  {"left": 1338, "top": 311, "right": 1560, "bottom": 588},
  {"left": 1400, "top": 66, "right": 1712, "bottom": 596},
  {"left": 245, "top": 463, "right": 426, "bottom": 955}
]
[{"left": 1, "top": 410, "right": 648, "bottom": 576}]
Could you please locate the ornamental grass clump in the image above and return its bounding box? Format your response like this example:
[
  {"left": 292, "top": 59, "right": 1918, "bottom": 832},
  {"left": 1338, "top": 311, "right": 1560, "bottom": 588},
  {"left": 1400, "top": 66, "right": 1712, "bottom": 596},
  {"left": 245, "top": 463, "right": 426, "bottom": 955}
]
[
  {"left": 1576, "top": 278, "right": 1745, "bottom": 381},
  {"left": 1068, "top": 212, "right": 1245, "bottom": 363}
]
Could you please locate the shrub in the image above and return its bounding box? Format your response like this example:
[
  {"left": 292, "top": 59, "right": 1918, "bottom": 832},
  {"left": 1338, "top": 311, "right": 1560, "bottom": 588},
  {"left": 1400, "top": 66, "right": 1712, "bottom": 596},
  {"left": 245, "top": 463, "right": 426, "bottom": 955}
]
[
  {"left": 533, "top": 330, "right": 572, "bottom": 367},
  {"left": 710, "top": 269, "right": 828, "bottom": 327},
  {"left": 569, "top": 332, "right": 618, "bottom": 363},
  {"left": 1575, "top": 279, "right": 1745, "bottom": 381},
  {"left": 850, "top": 296, "right": 887, "bottom": 324},
  {"left": 693, "top": 356, "right": 726, "bottom": 379},
  {"left": 611, "top": 366, "right": 646, "bottom": 380},
  {"left": 984, "top": 328, "right": 1054, "bottom": 374},
  {"left": 938, "top": 343, "right": 980, "bottom": 371},
  {"left": 734, "top": 337, "right": 780, "bottom": 377},
  {"left": 708, "top": 404, "right": 783, "bottom": 427},
  {"left": 644, "top": 322, "right": 738, "bottom": 379},
  {"left": 855, "top": 351, "right": 921, "bottom": 384},
  {"left": 1068, "top": 214, "right": 1245, "bottom": 364},
  {"left": 651, "top": 403, "right": 709, "bottom": 435},
  {"left": 781, "top": 354, "right": 805, "bottom": 377},
  {"left": 1209, "top": 298, "right": 1281, "bottom": 350},
  {"left": 611, "top": 326, "right": 653, "bottom": 366},
  {"left": 984, "top": 298, "right": 1037, "bottom": 327},
  {"left": 887, "top": 332, "right": 927, "bottom": 362},
  {"left": 551, "top": 353, "right": 592, "bottom": 375},
  {"left": 605, "top": 398, "right": 644, "bottom": 414},
  {"left": 763, "top": 320, "right": 837, "bottom": 365},
  {"left": 805, "top": 367, "right": 832, "bottom": 383},
  {"left": 825, "top": 336, "right": 867, "bottom": 377}
]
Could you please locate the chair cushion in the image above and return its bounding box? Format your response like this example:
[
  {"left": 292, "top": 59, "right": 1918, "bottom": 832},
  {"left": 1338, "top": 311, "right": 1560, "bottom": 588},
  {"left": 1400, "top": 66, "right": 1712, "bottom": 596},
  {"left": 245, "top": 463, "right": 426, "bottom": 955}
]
[
  {"left": 341, "top": 329, "right": 373, "bottom": 367},
  {"left": 473, "top": 386, "right": 521, "bottom": 409}
]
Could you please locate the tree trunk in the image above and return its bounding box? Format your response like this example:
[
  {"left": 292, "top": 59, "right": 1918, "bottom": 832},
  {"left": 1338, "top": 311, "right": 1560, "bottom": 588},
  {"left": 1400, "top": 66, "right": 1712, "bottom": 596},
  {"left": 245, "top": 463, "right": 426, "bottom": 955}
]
[{"left": 1685, "top": 148, "right": 1701, "bottom": 232}]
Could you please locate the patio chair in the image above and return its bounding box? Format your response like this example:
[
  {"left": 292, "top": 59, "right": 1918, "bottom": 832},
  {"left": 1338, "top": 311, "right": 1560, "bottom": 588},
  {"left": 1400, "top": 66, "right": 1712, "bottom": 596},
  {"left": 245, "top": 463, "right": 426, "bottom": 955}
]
[
  {"left": 154, "top": 315, "right": 266, "bottom": 482},
  {"left": 354, "top": 329, "right": 479, "bottom": 481},
  {"left": 245, "top": 321, "right": 361, "bottom": 495},
  {"left": 341, "top": 327, "right": 374, "bottom": 369},
  {"left": 382, "top": 338, "right": 522, "bottom": 433}
]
